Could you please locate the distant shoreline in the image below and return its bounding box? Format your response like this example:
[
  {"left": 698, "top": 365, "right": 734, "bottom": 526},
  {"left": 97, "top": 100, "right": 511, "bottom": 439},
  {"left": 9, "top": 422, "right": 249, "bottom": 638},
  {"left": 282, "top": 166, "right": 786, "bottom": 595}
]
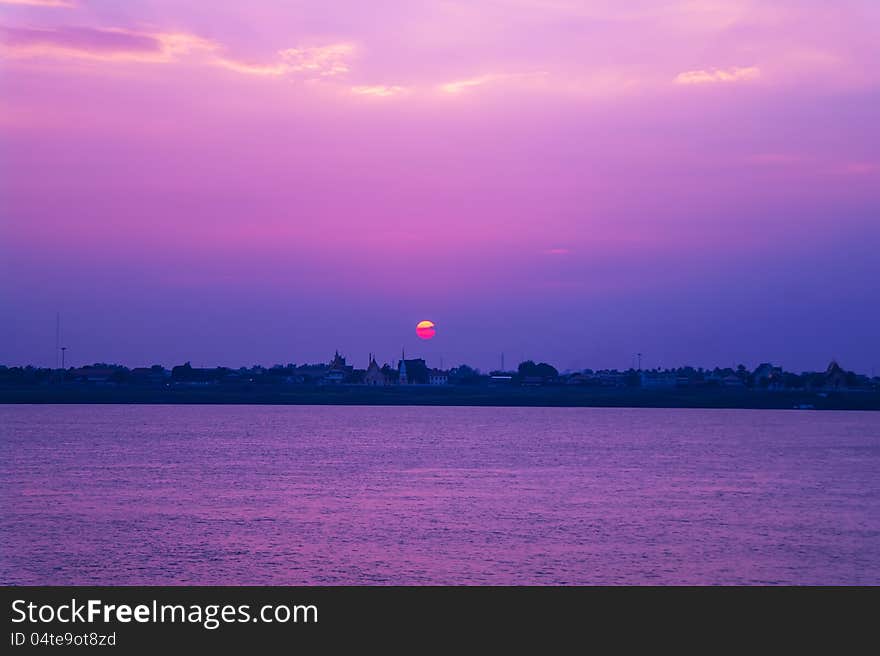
[{"left": 2, "top": 386, "right": 878, "bottom": 411}]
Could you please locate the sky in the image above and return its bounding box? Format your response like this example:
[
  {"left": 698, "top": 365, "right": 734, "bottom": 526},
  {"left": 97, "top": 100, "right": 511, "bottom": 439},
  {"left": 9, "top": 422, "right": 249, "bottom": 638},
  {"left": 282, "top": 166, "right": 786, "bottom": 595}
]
[{"left": 1, "top": 0, "right": 878, "bottom": 373}]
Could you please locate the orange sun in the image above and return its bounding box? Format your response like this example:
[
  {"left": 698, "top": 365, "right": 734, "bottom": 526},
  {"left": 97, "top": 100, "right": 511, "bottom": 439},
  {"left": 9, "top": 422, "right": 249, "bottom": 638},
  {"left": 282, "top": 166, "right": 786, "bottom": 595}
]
[{"left": 416, "top": 320, "right": 436, "bottom": 340}]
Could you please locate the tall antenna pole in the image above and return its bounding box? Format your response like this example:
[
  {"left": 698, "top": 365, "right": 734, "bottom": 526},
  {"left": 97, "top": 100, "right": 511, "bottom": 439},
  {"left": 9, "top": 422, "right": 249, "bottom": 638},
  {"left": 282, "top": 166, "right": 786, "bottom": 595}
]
[
  {"left": 55, "top": 312, "right": 60, "bottom": 368},
  {"left": 637, "top": 352, "right": 642, "bottom": 371},
  {"left": 61, "top": 346, "right": 67, "bottom": 370}
]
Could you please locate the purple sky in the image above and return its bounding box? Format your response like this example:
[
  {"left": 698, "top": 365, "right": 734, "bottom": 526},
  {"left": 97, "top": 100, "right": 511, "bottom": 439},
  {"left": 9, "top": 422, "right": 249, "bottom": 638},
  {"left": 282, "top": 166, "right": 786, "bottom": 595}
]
[{"left": 1, "top": 0, "right": 878, "bottom": 373}]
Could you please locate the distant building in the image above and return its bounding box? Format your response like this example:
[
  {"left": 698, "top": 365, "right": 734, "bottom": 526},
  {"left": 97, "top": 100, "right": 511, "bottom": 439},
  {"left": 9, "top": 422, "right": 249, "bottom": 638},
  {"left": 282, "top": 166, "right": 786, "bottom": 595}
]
[
  {"left": 640, "top": 372, "right": 676, "bottom": 389},
  {"left": 823, "top": 361, "right": 849, "bottom": 390},
  {"left": 398, "top": 357, "right": 428, "bottom": 385},
  {"left": 324, "top": 351, "right": 353, "bottom": 385},
  {"left": 129, "top": 366, "right": 168, "bottom": 385},
  {"left": 598, "top": 372, "right": 626, "bottom": 387},
  {"left": 364, "top": 354, "right": 388, "bottom": 386},
  {"left": 752, "top": 362, "right": 783, "bottom": 389},
  {"left": 565, "top": 371, "right": 622, "bottom": 387},
  {"left": 72, "top": 366, "right": 117, "bottom": 385},
  {"left": 428, "top": 369, "right": 448, "bottom": 385},
  {"left": 171, "top": 362, "right": 222, "bottom": 385}
]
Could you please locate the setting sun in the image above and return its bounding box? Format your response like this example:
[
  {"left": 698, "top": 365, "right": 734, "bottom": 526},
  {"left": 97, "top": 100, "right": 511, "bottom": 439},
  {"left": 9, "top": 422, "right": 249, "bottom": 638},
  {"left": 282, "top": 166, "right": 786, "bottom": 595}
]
[{"left": 416, "top": 320, "right": 436, "bottom": 340}]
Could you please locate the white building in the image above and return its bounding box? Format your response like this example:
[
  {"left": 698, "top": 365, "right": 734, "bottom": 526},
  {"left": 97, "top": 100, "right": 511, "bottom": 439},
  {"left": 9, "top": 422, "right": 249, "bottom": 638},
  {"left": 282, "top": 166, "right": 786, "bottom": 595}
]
[{"left": 429, "top": 370, "right": 448, "bottom": 385}]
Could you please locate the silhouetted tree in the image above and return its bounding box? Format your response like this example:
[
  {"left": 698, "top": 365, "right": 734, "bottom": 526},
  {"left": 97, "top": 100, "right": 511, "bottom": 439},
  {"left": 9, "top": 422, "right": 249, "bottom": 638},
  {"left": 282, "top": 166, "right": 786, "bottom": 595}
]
[{"left": 517, "top": 361, "right": 559, "bottom": 379}]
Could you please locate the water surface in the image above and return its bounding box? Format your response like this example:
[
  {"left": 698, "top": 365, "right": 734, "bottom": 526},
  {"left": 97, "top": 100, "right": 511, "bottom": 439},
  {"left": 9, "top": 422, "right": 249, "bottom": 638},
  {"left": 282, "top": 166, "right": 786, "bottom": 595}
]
[{"left": 1, "top": 405, "right": 878, "bottom": 584}]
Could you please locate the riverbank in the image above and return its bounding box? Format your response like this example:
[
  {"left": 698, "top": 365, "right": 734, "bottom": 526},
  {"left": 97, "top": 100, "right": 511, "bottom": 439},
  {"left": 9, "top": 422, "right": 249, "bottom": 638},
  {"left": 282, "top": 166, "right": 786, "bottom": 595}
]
[{"left": 1, "top": 385, "right": 878, "bottom": 410}]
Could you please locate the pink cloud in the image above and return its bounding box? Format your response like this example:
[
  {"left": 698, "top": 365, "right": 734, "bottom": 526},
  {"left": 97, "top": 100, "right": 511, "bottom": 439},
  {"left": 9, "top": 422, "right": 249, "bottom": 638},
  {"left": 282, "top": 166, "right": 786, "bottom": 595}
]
[
  {"left": 2, "top": 26, "right": 159, "bottom": 54},
  {"left": 438, "top": 71, "right": 548, "bottom": 94},
  {"left": 0, "top": 0, "right": 75, "bottom": 7},
  {"left": 838, "top": 162, "right": 879, "bottom": 176},
  {"left": 674, "top": 66, "right": 760, "bottom": 85},
  {"left": 747, "top": 153, "right": 805, "bottom": 165},
  {"left": 351, "top": 84, "right": 407, "bottom": 97},
  {"left": 215, "top": 43, "right": 355, "bottom": 78},
  {"left": 0, "top": 26, "right": 216, "bottom": 62},
  {"left": 0, "top": 24, "right": 360, "bottom": 85}
]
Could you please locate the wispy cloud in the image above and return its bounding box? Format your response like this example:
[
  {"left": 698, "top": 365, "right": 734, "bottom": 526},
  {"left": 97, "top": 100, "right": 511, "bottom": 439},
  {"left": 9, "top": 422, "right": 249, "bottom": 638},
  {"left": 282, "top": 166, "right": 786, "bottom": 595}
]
[
  {"left": 0, "top": 0, "right": 75, "bottom": 7},
  {"left": 351, "top": 84, "right": 406, "bottom": 97},
  {"left": 214, "top": 44, "right": 355, "bottom": 78},
  {"left": 745, "top": 153, "right": 879, "bottom": 178},
  {"left": 838, "top": 162, "right": 879, "bottom": 176},
  {"left": 279, "top": 43, "right": 353, "bottom": 76},
  {"left": 0, "top": 26, "right": 356, "bottom": 81},
  {"left": 439, "top": 71, "right": 547, "bottom": 94},
  {"left": 0, "top": 26, "right": 216, "bottom": 63},
  {"left": 440, "top": 74, "right": 501, "bottom": 94},
  {"left": 674, "top": 66, "right": 760, "bottom": 85},
  {"left": 212, "top": 59, "right": 288, "bottom": 77},
  {"left": 747, "top": 153, "right": 805, "bottom": 165}
]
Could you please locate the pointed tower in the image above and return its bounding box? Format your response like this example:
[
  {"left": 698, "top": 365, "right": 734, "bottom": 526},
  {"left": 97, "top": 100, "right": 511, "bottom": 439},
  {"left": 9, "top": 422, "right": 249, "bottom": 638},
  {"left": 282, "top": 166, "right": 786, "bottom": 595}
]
[{"left": 399, "top": 348, "right": 408, "bottom": 385}]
